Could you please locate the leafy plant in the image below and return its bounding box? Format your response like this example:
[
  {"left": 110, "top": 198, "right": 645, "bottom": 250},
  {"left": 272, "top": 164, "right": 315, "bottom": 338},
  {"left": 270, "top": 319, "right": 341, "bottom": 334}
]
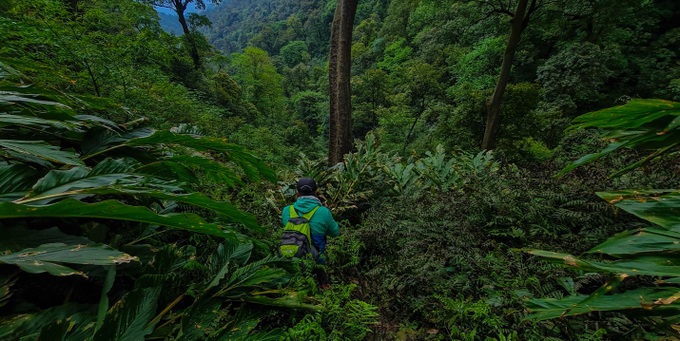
[
  {"left": 0, "top": 61, "right": 308, "bottom": 340},
  {"left": 525, "top": 99, "right": 680, "bottom": 337}
]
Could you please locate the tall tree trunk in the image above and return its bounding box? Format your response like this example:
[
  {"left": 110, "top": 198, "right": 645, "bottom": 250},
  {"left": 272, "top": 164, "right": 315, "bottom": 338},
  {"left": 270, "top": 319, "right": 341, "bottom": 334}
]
[
  {"left": 328, "top": 0, "right": 358, "bottom": 166},
  {"left": 481, "top": 0, "right": 529, "bottom": 150},
  {"left": 175, "top": 1, "right": 202, "bottom": 70}
]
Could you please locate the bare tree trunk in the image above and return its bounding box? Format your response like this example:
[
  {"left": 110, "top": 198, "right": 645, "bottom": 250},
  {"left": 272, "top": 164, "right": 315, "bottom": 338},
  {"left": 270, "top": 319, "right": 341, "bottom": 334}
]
[
  {"left": 328, "top": 0, "right": 358, "bottom": 166},
  {"left": 481, "top": 0, "right": 529, "bottom": 150},
  {"left": 174, "top": 0, "right": 202, "bottom": 70}
]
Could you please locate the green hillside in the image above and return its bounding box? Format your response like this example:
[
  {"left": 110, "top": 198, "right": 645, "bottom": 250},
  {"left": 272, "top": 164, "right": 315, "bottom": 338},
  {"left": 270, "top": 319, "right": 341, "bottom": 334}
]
[{"left": 1, "top": 0, "right": 680, "bottom": 339}]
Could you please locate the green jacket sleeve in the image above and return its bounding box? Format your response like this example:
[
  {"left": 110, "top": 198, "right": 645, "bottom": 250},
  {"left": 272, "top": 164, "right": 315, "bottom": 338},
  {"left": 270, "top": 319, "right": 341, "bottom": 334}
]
[
  {"left": 320, "top": 206, "right": 339, "bottom": 237},
  {"left": 281, "top": 205, "right": 290, "bottom": 226}
]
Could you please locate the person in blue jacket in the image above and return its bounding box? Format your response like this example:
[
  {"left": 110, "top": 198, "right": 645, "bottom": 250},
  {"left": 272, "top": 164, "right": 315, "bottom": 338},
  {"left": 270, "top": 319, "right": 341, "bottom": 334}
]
[{"left": 282, "top": 177, "right": 339, "bottom": 288}]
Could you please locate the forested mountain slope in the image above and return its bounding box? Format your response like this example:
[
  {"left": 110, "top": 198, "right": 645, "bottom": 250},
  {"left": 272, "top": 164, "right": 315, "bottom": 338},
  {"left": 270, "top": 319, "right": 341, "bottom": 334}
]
[
  {"left": 206, "top": 0, "right": 680, "bottom": 156},
  {"left": 2, "top": 0, "right": 680, "bottom": 339}
]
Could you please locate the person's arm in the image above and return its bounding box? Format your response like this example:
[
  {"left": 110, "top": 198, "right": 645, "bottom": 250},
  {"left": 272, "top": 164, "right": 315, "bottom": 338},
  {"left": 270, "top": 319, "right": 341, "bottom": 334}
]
[
  {"left": 322, "top": 207, "right": 339, "bottom": 237},
  {"left": 281, "top": 205, "right": 290, "bottom": 226}
]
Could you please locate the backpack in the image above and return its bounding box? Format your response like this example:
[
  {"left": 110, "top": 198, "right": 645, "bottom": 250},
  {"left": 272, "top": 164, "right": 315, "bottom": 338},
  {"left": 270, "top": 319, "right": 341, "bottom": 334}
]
[{"left": 278, "top": 206, "right": 320, "bottom": 260}]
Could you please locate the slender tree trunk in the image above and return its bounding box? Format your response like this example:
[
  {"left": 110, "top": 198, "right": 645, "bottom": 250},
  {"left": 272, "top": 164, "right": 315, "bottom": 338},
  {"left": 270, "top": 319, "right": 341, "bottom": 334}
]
[
  {"left": 481, "top": 0, "right": 529, "bottom": 150},
  {"left": 328, "top": 0, "right": 358, "bottom": 166},
  {"left": 174, "top": 1, "right": 202, "bottom": 70}
]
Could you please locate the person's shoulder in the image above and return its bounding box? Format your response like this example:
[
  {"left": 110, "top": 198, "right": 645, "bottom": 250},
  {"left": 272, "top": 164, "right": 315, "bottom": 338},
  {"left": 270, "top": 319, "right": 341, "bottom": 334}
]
[{"left": 314, "top": 205, "right": 333, "bottom": 215}]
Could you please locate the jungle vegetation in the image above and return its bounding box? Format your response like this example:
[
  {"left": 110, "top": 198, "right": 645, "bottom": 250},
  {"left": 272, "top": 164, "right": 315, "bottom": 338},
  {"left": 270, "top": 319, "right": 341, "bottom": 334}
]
[{"left": 1, "top": 0, "right": 679, "bottom": 339}]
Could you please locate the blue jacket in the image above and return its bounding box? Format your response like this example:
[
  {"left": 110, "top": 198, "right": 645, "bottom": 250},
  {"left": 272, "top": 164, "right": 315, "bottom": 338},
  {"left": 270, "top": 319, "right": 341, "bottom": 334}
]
[{"left": 281, "top": 196, "right": 339, "bottom": 254}]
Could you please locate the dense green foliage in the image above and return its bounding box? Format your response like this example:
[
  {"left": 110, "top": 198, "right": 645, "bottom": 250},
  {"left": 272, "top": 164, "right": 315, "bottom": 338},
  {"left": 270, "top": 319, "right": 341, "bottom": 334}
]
[{"left": 2, "top": 0, "right": 680, "bottom": 339}]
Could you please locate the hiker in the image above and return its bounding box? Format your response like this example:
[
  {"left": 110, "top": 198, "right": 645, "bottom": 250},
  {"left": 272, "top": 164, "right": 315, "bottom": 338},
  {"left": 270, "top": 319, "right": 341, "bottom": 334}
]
[{"left": 281, "top": 177, "right": 339, "bottom": 288}]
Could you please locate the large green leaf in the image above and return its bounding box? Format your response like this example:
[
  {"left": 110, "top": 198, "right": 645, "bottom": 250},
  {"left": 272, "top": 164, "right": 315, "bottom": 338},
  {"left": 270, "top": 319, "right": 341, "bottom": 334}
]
[
  {"left": 569, "top": 99, "right": 680, "bottom": 131},
  {"left": 0, "top": 113, "right": 83, "bottom": 131},
  {"left": 135, "top": 160, "right": 198, "bottom": 183},
  {"left": 0, "top": 243, "right": 137, "bottom": 277},
  {"left": 123, "top": 130, "right": 276, "bottom": 182},
  {"left": 526, "top": 287, "right": 680, "bottom": 320},
  {"left": 0, "top": 139, "right": 83, "bottom": 166},
  {"left": 80, "top": 127, "right": 151, "bottom": 157},
  {"left": 0, "top": 91, "right": 71, "bottom": 108},
  {"left": 0, "top": 199, "right": 238, "bottom": 239},
  {"left": 93, "top": 286, "right": 161, "bottom": 341},
  {"left": 0, "top": 303, "right": 95, "bottom": 340},
  {"left": 162, "top": 155, "right": 240, "bottom": 187},
  {"left": 525, "top": 250, "right": 680, "bottom": 277},
  {"left": 69, "top": 188, "right": 260, "bottom": 230},
  {"left": 214, "top": 256, "right": 290, "bottom": 298},
  {"left": 597, "top": 190, "right": 680, "bottom": 231},
  {"left": 17, "top": 158, "right": 184, "bottom": 205},
  {"left": 556, "top": 141, "right": 624, "bottom": 177},
  {"left": 560, "top": 99, "right": 680, "bottom": 176},
  {"left": 0, "top": 164, "right": 41, "bottom": 200},
  {"left": 589, "top": 227, "right": 680, "bottom": 256},
  {"left": 206, "top": 242, "right": 253, "bottom": 291},
  {"left": 0, "top": 226, "right": 93, "bottom": 251},
  {"left": 178, "top": 297, "right": 222, "bottom": 341},
  {"left": 529, "top": 99, "right": 680, "bottom": 325}
]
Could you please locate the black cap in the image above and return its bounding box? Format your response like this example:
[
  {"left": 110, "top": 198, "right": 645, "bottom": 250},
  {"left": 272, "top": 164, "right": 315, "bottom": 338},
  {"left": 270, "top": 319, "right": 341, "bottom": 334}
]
[{"left": 297, "top": 177, "right": 317, "bottom": 195}]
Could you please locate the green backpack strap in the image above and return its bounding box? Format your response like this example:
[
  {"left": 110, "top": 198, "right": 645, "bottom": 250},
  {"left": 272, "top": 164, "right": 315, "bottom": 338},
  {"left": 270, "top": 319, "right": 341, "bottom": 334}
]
[{"left": 289, "top": 205, "right": 320, "bottom": 220}]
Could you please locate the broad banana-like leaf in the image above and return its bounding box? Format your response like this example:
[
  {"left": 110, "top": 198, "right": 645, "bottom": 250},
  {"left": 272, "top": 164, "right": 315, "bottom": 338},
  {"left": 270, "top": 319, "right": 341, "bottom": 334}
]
[
  {"left": 161, "top": 155, "right": 239, "bottom": 187},
  {"left": 215, "top": 256, "right": 290, "bottom": 298},
  {"left": 93, "top": 286, "right": 161, "bottom": 341},
  {"left": 559, "top": 99, "right": 680, "bottom": 176},
  {"left": 135, "top": 160, "right": 198, "bottom": 183},
  {"left": 556, "top": 141, "right": 625, "bottom": 176},
  {"left": 80, "top": 127, "right": 151, "bottom": 157},
  {"left": 67, "top": 188, "right": 260, "bottom": 230},
  {"left": 17, "top": 158, "right": 184, "bottom": 205},
  {"left": 0, "top": 303, "right": 95, "bottom": 340},
  {"left": 206, "top": 242, "right": 253, "bottom": 291},
  {"left": 178, "top": 297, "right": 222, "bottom": 341},
  {"left": 597, "top": 190, "right": 680, "bottom": 231},
  {"left": 0, "top": 164, "right": 41, "bottom": 200},
  {"left": 0, "top": 243, "right": 137, "bottom": 277},
  {"left": 74, "top": 114, "right": 119, "bottom": 128},
  {"left": 0, "top": 226, "right": 92, "bottom": 251},
  {"left": 0, "top": 199, "right": 238, "bottom": 239},
  {"left": 0, "top": 113, "right": 83, "bottom": 131},
  {"left": 0, "top": 139, "right": 83, "bottom": 166},
  {"left": 526, "top": 287, "right": 680, "bottom": 320},
  {"left": 239, "top": 291, "right": 323, "bottom": 311},
  {"left": 97, "top": 266, "right": 117, "bottom": 329},
  {"left": 525, "top": 250, "right": 680, "bottom": 277},
  {"left": 2, "top": 149, "right": 54, "bottom": 168},
  {"left": 569, "top": 99, "right": 680, "bottom": 131},
  {"left": 0, "top": 92, "right": 70, "bottom": 108},
  {"left": 123, "top": 131, "right": 276, "bottom": 182},
  {"left": 588, "top": 227, "right": 680, "bottom": 256}
]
